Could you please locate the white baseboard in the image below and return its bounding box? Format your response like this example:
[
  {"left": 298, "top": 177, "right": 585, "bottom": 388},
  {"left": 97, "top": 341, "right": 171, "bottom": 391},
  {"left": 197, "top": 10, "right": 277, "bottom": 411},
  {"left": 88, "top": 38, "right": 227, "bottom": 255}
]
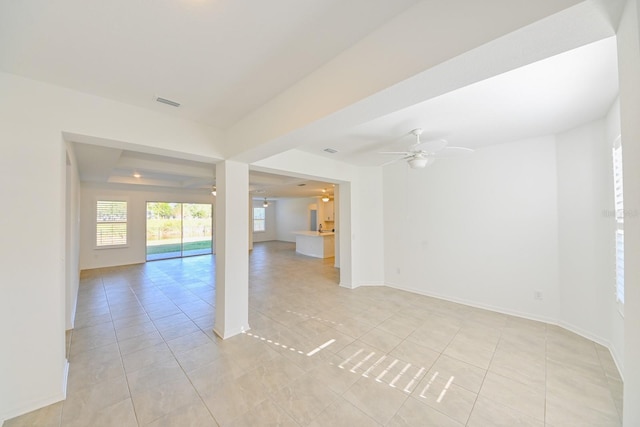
[
  {"left": 62, "top": 359, "right": 70, "bottom": 399},
  {"left": 3, "top": 348, "right": 70, "bottom": 424},
  {"left": 385, "top": 282, "right": 556, "bottom": 325},
  {"left": 340, "top": 281, "right": 385, "bottom": 289},
  {"left": 213, "top": 324, "right": 251, "bottom": 339},
  {"left": 1, "top": 390, "right": 66, "bottom": 424},
  {"left": 1, "top": 359, "right": 69, "bottom": 422},
  {"left": 556, "top": 319, "right": 609, "bottom": 349},
  {"left": 382, "top": 282, "right": 624, "bottom": 380},
  {"left": 557, "top": 320, "right": 625, "bottom": 381},
  {"left": 609, "top": 345, "right": 625, "bottom": 382}
]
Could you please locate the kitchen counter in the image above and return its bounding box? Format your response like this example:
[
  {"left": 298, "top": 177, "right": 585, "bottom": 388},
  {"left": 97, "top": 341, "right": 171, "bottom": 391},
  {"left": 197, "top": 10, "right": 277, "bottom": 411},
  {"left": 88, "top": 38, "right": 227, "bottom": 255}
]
[
  {"left": 293, "top": 231, "right": 335, "bottom": 258},
  {"left": 292, "top": 231, "right": 335, "bottom": 237}
]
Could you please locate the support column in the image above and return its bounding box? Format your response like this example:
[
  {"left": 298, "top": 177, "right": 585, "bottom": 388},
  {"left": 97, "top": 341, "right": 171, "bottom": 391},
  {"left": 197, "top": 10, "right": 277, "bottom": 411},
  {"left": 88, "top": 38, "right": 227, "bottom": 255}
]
[
  {"left": 618, "top": 1, "right": 640, "bottom": 425},
  {"left": 213, "top": 160, "right": 250, "bottom": 339},
  {"left": 338, "top": 182, "right": 355, "bottom": 289}
]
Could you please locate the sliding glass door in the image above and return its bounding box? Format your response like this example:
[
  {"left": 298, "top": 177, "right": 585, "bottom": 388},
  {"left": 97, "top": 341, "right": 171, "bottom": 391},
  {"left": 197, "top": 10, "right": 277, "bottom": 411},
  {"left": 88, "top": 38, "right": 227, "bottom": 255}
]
[
  {"left": 146, "top": 202, "right": 213, "bottom": 261},
  {"left": 182, "top": 203, "right": 213, "bottom": 257}
]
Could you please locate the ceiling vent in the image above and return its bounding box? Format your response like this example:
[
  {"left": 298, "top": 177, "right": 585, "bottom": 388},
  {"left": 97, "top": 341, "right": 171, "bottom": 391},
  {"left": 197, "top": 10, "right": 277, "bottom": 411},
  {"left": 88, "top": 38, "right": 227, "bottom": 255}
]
[
  {"left": 155, "top": 96, "right": 180, "bottom": 107},
  {"left": 323, "top": 148, "right": 338, "bottom": 154}
]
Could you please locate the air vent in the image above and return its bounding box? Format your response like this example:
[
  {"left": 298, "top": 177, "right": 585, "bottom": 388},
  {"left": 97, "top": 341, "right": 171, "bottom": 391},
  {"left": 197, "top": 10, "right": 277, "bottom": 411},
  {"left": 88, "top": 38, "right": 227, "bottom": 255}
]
[
  {"left": 323, "top": 148, "right": 338, "bottom": 154},
  {"left": 155, "top": 96, "right": 180, "bottom": 107},
  {"left": 297, "top": 183, "right": 306, "bottom": 187}
]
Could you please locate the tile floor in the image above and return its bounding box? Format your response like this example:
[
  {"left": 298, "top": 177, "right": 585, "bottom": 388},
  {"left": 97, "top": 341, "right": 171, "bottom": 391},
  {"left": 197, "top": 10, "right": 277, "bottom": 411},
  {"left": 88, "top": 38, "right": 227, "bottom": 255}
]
[{"left": 4, "top": 241, "right": 623, "bottom": 426}]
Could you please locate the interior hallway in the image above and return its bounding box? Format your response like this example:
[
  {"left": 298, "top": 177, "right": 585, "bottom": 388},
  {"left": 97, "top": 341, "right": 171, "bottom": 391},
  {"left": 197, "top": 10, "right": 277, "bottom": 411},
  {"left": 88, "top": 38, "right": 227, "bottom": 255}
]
[{"left": 4, "top": 242, "right": 623, "bottom": 426}]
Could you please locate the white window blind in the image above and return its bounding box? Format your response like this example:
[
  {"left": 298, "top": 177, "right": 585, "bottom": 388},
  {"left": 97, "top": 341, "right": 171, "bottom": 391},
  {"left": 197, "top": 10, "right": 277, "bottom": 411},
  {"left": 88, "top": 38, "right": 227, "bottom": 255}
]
[
  {"left": 253, "top": 207, "right": 266, "bottom": 232},
  {"left": 615, "top": 230, "right": 624, "bottom": 304},
  {"left": 612, "top": 139, "right": 624, "bottom": 304},
  {"left": 97, "top": 200, "right": 128, "bottom": 247},
  {"left": 613, "top": 144, "right": 624, "bottom": 223}
]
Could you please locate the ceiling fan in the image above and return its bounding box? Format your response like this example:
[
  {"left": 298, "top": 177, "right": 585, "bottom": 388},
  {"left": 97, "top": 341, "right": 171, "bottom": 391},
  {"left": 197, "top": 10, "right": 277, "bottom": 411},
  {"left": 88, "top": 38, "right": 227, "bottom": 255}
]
[{"left": 379, "top": 128, "right": 473, "bottom": 168}]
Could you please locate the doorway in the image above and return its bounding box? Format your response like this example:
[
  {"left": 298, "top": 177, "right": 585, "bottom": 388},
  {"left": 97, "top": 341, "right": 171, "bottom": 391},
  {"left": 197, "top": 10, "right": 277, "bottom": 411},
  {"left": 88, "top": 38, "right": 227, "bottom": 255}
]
[{"left": 146, "top": 202, "right": 213, "bottom": 261}]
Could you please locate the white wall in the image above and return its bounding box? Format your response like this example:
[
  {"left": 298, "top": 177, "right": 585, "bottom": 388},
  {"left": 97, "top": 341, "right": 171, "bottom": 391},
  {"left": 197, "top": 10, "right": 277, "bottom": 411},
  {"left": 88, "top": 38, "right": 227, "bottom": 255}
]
[
  {"left": 617, "top": 0, "right": 640, "bottom": 423},
  {"left": 0, "top": 71, "right": 225, "bottom": 422},
  {"left": 252, "top": 199, "right": 277, "bottom": 242},
  {"left": 275, "top": 197, "right": 317, "bottom": 242},
  {"left": 383, "top": 116, "right": 626, "bottom": 378},
  {"left": 80, "top": 182, "right": 215, "bottom": 270},
  {"left": 351, "top": 167, "right": 384, "bottom": 286},
  {"left": 254, "top": 149, "right": 385, "bottom": 289},
  {"left": 606, "top": 98, "right": 625, "bottom": 374},
  {"left": 383, "top": 136, "right": 560, "bottom": 322},
  {"left": 65, "top": 144, "right": 82, "bottom": 330},
  {"left": 556, "top": 119, "right": 618, "bottom": 347},
  {"left": 0, "top": 125, "right": 68, "bottom": 424}
]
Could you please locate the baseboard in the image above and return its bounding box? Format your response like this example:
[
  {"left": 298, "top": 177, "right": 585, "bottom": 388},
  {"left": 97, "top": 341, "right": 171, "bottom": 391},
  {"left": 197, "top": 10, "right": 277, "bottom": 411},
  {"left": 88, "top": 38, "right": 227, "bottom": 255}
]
[
  {"left": 62, "top": 359, "right": 70, "bottom": 399},
  {"left": 556, "top": 319, "right": 609, "bottom": 349},
  {"left": 67, "top": 294, "right": 77, "bottom": 331},
  {"left": 213, "top": 324, "right": 251, "bottom": 340},
  {"left": 340, "top": 281, "right": 385, "bottom": 290},
  {"left": 1, "top": 359, "right": 69, "bottom": 422},
  {"left": 385, "top": 282, "right": 557, "bottom": 325},
  {"left": 557, "top": 320, "right": 625, "bottom": 381},
  {"left": 1, "top": 393, "right": 65, "bottom": 423},
  {"left": 383, "top": 282, "right": 625, "bottom": 381},
  {"left": 609, "top": 344, "right": 625, "bottom": 382}
]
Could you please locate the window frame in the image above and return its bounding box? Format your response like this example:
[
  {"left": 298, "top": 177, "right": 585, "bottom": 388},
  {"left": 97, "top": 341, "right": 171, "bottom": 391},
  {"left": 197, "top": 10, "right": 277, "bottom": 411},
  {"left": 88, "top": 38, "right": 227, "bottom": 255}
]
[
  {"left": 612, "top": 135, "right": 624, "bottom": 315},
  {"left": 95, "top": 199, "right": 129, "bottom": 249},
  {"left": 253, "top": 206, "right": 266, "bottom": 233}
]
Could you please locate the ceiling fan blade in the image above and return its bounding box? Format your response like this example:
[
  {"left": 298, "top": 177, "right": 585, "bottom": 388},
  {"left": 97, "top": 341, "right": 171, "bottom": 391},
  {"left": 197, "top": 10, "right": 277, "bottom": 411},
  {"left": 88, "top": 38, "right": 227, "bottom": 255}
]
[
  {"left": 432, "top": 146, "right": 474, "bottom": 158},
  {"left": 414, "top": 138, "right": 448, "bottom": 153},
  {"left": 380, "top": 157, "right": 406, "bottom": 167},
  {"left": 377, "top": 151, "right": 411, "bottom": 155}
]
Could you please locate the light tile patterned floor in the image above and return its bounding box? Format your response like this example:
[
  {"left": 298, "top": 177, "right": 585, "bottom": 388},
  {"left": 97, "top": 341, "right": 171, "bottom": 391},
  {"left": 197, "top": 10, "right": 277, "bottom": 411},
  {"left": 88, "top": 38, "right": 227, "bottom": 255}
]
[{"left": 4, "top": 241, "right": 623, "bottom": 426}]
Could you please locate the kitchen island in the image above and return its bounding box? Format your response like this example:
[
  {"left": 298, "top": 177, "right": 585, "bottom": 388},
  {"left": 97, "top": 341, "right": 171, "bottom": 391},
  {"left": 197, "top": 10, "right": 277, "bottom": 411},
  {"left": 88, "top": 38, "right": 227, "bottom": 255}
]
[{"left": 292, "top": 231, "right": 335, "bottom": 259}]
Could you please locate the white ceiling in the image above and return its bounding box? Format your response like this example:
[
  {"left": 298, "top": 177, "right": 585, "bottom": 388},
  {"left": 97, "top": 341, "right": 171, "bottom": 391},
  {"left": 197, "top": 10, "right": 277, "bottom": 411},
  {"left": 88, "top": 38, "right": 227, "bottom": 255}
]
[
  {"left": 0, "top": 0, "right": 621, "bottom": 196},
  {"left": 301, "top": 36, "right": 619, "bottom": 166},
  {"left": 0, "top": 0, "right": 418, "bottom": 129},
  {"left": 73, "top": 142, "right": 335, "bottom": 199}
]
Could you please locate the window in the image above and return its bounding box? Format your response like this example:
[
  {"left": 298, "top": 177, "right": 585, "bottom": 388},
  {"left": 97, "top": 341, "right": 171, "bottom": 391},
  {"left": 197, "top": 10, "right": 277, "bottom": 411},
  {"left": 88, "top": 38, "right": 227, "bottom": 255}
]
[
  {"left": 96, "top": 200, "right": 127, "bottom": 247},
  {"left": 145, "top": 202, "right": 213, "bottom": 261},
  {"left": 612, "top": 137, "right": 624, "bottom": 305},
  {"left": 253, "top": 207, "right": 266, "bottom": 232}
]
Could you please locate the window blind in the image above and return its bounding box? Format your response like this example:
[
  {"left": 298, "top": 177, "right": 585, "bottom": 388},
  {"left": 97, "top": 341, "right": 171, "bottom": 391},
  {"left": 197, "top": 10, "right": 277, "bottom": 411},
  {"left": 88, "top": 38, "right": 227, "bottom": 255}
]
[
  {"left": 253, "top": 207, "right": 266, "bottom": 232},
  {"left": 615, "top": 230, "right": 624, "bottom": 304},
  {"left": 613, "top": 145, "right": 624, "bottom": 223},
  {"left": 612, "top": 141, "right": 624, "bottom": 304},
  {"left": 97, "top": 200, "right": 127, "bottom": 246}
]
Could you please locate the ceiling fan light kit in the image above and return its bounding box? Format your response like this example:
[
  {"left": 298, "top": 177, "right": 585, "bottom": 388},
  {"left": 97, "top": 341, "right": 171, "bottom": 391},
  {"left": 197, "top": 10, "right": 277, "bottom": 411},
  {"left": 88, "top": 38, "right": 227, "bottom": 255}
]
[
  {"left": 378, "top": 128, "right": 473, "bottom": 168},
  {"left": 321, "top": 188, "right": 331, "bottom": 202},
  {"left": 408, "top": 157, "right": 429, "bottom": 169}
]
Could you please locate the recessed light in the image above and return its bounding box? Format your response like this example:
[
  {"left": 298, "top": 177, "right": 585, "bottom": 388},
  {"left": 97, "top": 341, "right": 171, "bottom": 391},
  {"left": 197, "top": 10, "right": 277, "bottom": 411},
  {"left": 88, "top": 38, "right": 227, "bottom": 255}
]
[
  {"left": 133, "top": 173, "right": 141, "bottom": 178},
  {"left": 323, "top": 148, "right": 338, "bottom": 154}
]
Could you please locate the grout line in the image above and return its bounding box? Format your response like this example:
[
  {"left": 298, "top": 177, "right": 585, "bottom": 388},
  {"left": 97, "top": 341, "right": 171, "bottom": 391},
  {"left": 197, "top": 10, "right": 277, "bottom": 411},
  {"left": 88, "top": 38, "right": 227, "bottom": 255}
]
[{"left": 61, "top": 245, "right": 611, "bottom": 427}]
